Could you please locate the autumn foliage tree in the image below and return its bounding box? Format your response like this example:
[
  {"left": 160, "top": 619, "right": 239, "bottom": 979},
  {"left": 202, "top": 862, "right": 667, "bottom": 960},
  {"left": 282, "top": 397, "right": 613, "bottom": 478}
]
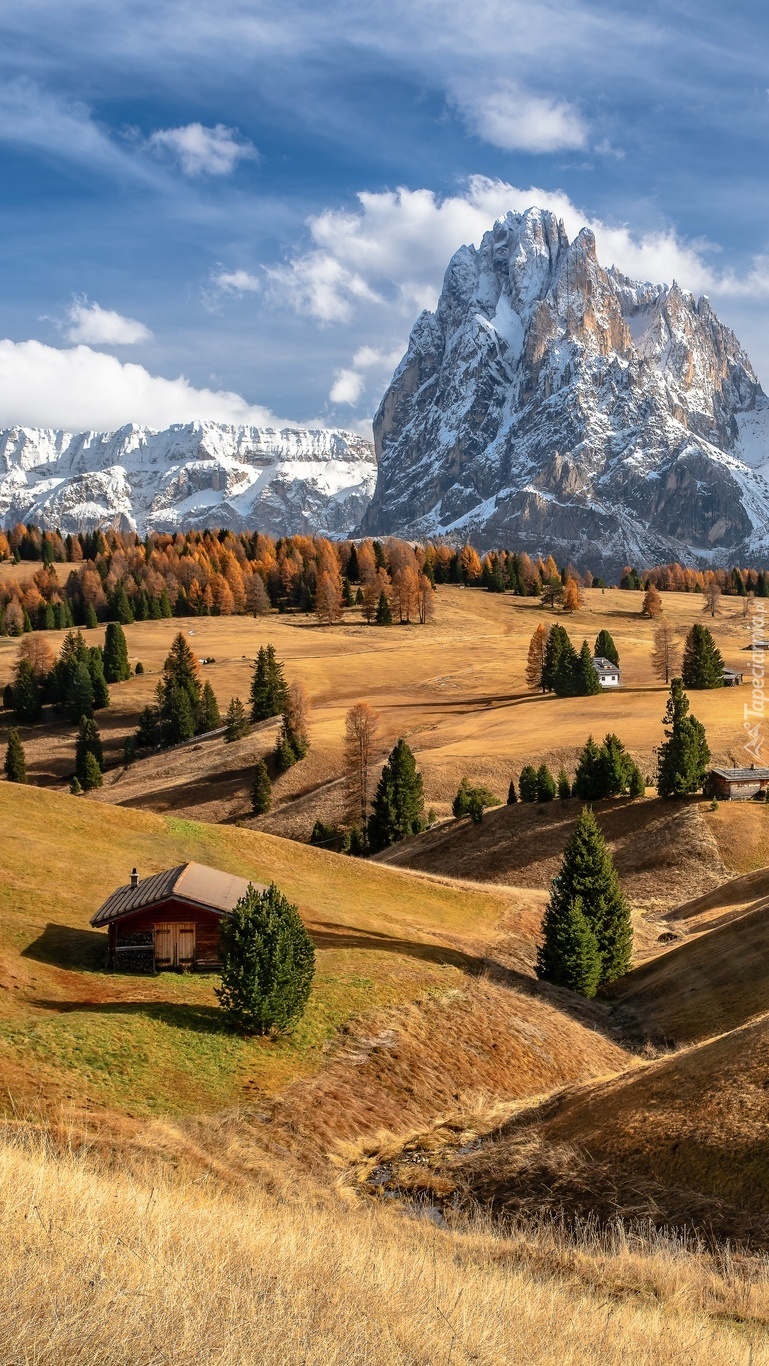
[
  {"left": 642, "top": 584, "right": 663, "bottom": 617},
  {"left": 343, "top": 702, "right": 381, "bottom": 835},
  {"left": 525, "top": 624, "right": 549, "bottom": 691},
  {"left": 650, "top": 620, "right": 681, "bottom": 685}
]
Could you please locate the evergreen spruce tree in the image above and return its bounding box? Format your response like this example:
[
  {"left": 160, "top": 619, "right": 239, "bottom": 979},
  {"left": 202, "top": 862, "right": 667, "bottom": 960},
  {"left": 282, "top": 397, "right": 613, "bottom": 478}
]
[
  {"left": 216, "top": 883, "right": 315, "bottom": 1034},
  {"left": 12, "top": 660, "right": 42, "bottom": 723},
  {"left": 518, "top": 765, "right": 539, "bottom": 802},
  {"left": 574, "top": 640, "right": 602, "bottom": 695},
  {"left": 109, "top": 582, "right": 134, "bottom": 624},
  {"left": 347, "top": 544, "right": 360, "bottom": 582},
  {"left": 250, "top": 760, "right": 272, "bottom": 815},
  {"left": 452, "top": 778, "right": 499, "bottom": 819},
  {"left": 249, "top": 645, "right": 288, "bottom": 721},
  {"left": 507, "top": 779, "right": 518, "bottom": 804},
  {"left": 88, "top": 648, "right": 110, "bottom": 710},
  {"left": 198, "top": 681, "right": 221, "bottom": 732},
  {"left": 536, "top": 806, "right": 632, "bottom": 990},
  {"left": 84, "top": 602, "right": 99, "bottom": 629},
  {"left": 536, "top": 894, "right": 601, "bottom": 997},
  {"left": 368, "top": 739, "right": 426, "bottom": 850},
  {"left": 681, "top": 623, "right": 725, "bottom": 689},
  {"left": 80, "top": 751, "right": 103, "bottom": 791},
  {"left": 156, "top": 632, "right": 201, "bottom": 741},
  {"left": 75, "top": 715, "right": 103, "bottom": 785},
  {"left": 596, "top": 733, "right": 635, "bottom": 797},
  {"left": 102, "top": 622, "right": 131, "bottom": 683},
  {"left": 225, "top": 696, "right": 250, "bottom": 742},
  {"left": 536, "top": 764, "right": 556, "bottom": 801},
  {"left": 657, "top": 678, "right": 711, "bottom": 797},
  {"left": 628, "top": 764, "right": 646, "bottom": 797},
  {"left": 4, "top": 728, "right": 27, "bottom": 783},
  {"left": 573, "top": 736, "right": 603, "bottom": 800},
  {"left": 557, "top": 768, "right": 572, "bottom": 800},
  {"left": 3, "top": 683, "right": 13, "bottom": 711},
  {"left": 594, "top": 629, "right": 620, "bottom": 667},
  {"left": 542, "top": 624, "right": 572, "bottom": 691},
  {"left": 375, "top": 590, "right": 393, "bottom": 626},
  {"left": 66, "top": 661, "right": 94, "bottom": 722}
]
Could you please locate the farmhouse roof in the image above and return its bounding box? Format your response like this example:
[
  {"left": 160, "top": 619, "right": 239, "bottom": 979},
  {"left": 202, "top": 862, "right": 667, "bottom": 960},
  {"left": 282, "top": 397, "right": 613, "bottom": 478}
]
[
  {"left": 592, "top": 656, "right": 621, "bottom": 673},
  {"left": 709, "top": 767, "right": 769, "bottom": 783},
  {"left": 90, "top": 862, "right": 262, "bottom": 927}
]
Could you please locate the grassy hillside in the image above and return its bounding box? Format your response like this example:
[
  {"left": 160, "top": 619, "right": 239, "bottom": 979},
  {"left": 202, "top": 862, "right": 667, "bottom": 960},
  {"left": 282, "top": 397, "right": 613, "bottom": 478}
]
[
  {"left": 0, "top": 584, "right": 762, "bottom": 843},
  {"left": 0, "top": 784, "right": 631, "bottom": 1129}
]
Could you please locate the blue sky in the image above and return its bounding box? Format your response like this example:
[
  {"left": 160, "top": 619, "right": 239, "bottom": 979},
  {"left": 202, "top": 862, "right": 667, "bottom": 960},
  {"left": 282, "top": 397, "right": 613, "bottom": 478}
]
[{"left": 0, "top": 0, "right": 768, "bottom": 433}]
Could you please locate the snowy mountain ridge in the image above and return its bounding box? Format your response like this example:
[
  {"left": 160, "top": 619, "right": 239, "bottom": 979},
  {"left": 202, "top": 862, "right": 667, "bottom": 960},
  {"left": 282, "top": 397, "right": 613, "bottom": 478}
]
[
  {"left": 0, "top": 422, "right": 377, "bottom": 538},
  {"left": 363, "top": 206, "right": 769, "bottom": 570}
]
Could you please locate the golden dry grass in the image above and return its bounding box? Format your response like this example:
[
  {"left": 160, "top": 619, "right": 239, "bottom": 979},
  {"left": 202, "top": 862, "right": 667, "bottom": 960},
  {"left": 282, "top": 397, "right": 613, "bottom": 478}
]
[
  {"left": 2, "top": 1129, "right": 769, "bottom": 1365},
  {"left": 0, "top": 585, "right": 763, "bottom": 842}
]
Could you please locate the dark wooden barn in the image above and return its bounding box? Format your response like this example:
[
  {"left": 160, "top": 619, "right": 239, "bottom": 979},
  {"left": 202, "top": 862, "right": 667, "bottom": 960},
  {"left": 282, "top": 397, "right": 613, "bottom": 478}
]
[
  {"left": 90, "top": 862, "right": 266, "bottom": 972},
  {"left": 703, "top": 767, "right": 769, "bottom": 801}
]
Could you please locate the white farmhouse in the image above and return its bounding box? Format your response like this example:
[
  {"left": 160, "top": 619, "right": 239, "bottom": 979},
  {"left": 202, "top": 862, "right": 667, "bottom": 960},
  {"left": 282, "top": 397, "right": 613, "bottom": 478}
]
[{"left": 592, "top": 655, "right": 621, "bottom": 688}]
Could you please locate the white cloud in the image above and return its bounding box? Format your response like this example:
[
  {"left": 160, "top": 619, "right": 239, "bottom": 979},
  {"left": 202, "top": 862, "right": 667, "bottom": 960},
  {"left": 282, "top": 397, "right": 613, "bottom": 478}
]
[
  {"left": 0, "top": 340, "right": 284, "bottom": 431},
  {"left": 452, "top": 80, "right": 588, "bottom": 154},
  {"left": 352, "top": 345, "right": 404, "bottom": 370},
  {"left": 212, "top": 268, "right": 261, "bottom": 294},
  {"left": 328, "top": 368, "right": 365, "bottom": 404},
  {"left": 65, "top": 298, "right": 152, "bottom": 346},
  {"left": 266, "top": 252, "right": 381, "bottom": 323},
  {"left": 147, "top": 123, "right": 256, "bottom": 176}
]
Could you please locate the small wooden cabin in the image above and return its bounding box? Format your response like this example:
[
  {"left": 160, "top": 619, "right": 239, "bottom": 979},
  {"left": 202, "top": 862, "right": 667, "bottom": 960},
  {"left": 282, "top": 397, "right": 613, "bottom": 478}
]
[
  {"left": 91, "top": 862, "right": 265, "bottom": 972},
  {"left": 703, "top": 767, "right": 769, "bottom": 801},
  {"left": 722, "top": 668, "right": 744, "bottom": 686}
]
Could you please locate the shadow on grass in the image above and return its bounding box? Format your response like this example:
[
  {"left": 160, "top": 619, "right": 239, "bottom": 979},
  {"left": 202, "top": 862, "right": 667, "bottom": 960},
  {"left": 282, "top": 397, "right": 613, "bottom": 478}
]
[
  {"left": 28, "top": 997, "right": 230, "bottom": 1035},
  {"left": 22, "top": 924, "right": 107, "bottom": 972}
]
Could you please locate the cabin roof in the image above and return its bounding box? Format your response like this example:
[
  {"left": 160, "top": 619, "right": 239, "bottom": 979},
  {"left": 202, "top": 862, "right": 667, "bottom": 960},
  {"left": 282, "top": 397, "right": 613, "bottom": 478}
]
[
  {"left": 710, "top": 767, "right": 769, "bottom": 783},
  {"left": 592, "top": 656, "right": 621, "bottom": 674},
  {"left": 90, "top": 862, "right": 263, "bottom": 927}
]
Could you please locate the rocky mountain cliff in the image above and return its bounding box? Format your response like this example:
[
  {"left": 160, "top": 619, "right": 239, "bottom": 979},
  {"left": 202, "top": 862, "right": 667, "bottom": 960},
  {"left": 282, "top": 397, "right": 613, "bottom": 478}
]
[
  {"left": 363, "top": 207, "right": 769, "bottom": 569},
  {"left": 0, "top": 422, "right": 376, "bottom": 537}
]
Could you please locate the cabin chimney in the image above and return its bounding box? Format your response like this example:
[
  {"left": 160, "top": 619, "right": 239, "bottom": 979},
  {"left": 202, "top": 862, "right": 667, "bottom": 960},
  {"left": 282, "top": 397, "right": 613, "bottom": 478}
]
[{"left": 130, "top": 867, "right": 139, "bottom": 888}]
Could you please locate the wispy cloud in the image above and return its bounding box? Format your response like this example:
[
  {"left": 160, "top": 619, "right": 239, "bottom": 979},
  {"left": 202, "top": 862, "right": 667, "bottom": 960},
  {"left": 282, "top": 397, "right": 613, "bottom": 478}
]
[
  {"left": 451, "top": 80, "right": 588, "bottom": 154},
  {"left": 147, "top": 122, "right": 256, "bottom": 176},
  {"left": 211, "top": 268, "right": 262, "bottom": 294},
  {"left": 64, "top": 298, "right": 152, "bottom": 346}
]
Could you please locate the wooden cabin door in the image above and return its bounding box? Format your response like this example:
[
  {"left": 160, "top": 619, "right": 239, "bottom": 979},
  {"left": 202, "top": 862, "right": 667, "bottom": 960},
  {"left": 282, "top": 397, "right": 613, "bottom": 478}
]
[{"left": 154, "top": 923, "right": 196, "bottom": 969}]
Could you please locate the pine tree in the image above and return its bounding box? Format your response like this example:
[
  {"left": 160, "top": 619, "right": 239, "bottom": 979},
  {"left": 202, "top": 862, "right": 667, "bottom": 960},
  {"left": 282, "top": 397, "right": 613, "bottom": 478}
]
[
  {"left": 103, "top": 622, "right": 131, "bottom": 683},
  {"left": 347, "top": 544, "right": 360, "bottom": 582},
  {"left": 4, "top": 728, "right": 27, "bottom": 783},
  {"left": 518, "top": 765, "right": 539, "bottom": 802},
  {"left": 536, "top": 806, "right": 632, "bottom": 989},
  {"left": 249, "top": 645, "right": 288, "bottom": 722},
  {"left": 628, "top": 765, "right": 646, "bottom": 797},
  {"left": 88, "top": 648, "right": 110, "bottom": 709},
  {"left": 198, "top": 681, "right": 221, "bottom": 732},
  {"left": 12, "top": 659, "right": 42, "bottom": 723},
  {"left": 536, "top": 894, "right": 601, "bottom": 997},
  {"left": 157, "top": 633, "right": 201, "bottom": 742},
  {"left": 109, "top": 582, "right": 134, "bottom": 624},
  {"left": 250, "top": 760, "right": 272, "bottom": 815},
  {"left": 525, "top": 623, "right": 550, "bottom": 692},
  {"left": 84, "top": 602, "right": 99, "bottom": 629},
  {"left": 681, "top": 624, "right": 724, "bottom": 689},
  {"left": 574, "top": 641, "right": 602, "bottom": 695},
  {"left": 66, "top": 661, "right": 94, "bottom": 722},
  {"left": 75, "top": 715, "right": 103, "bottom": 785},
  {"left": 507, "top": 779, "right": 518, "bottom": 804},
  {"left": 557, "top": 768, "right": 571, "bottom": 800},
  {"left": 561, "top": 576, "right": 581, "bottom": 613},
  {"left": 452, "top": 779, "right": 499, "bottom": 819},
  {"left": 594, "top": 629, "right": 619, "bottom": 667},
  {"left": 657, "top": 678, "right": 711, "bottom": 797},
  {"left": 375, "top": 590, "right": 393, "bottom": 626},
  {"left": 81, "top": 751, "right": 103, "bottom": 791},
  {"left": 216, "top": 883, "right": 315, "bottom": 1034},
  {"left": 368, "top": 739, "right": 425, "bottom": 850},
  {"left": 542, "top": 625, "right": 571, "bottom": 692},
  {"left": 536, "top": 764, "right": 556, "bottom": 801},
  {"left": 225, "top": 696, "right": 249, "bottom": 742},
  {"left": 573, "top": 736, "right": 603, "bottom": 801},
  {"left": 596, "top": 733, "right": 635, "bottom": 797}
]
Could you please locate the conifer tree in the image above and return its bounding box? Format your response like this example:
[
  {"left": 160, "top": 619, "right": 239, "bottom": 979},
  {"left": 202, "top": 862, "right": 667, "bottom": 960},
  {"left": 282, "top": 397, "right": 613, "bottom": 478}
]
[
  {"left": 536, "top": 806, "right": 632, "bottom": 990},
  {"left": 225, "top": 696, "right": 250, "bottom": 742},
  {"left": 66, "top": 661, "right": 94, "bottom": 722},
  {"left": 80, "top": 751, "right": 103, "bottom": 791},
  {"left": 657, "top": 678, "right": 711, "bottom": 797},
  {"left": 681, "top": 623, "right": 725, "bottom": 689},
  {"left": 573, "top": 736, "right": 603, "bottom": 801},
  {"left": 507, "top": 779, "right": 518, "bottom": 804},
  {"left": 651, "top": 620, "right": 681, "bottom": 686},
  {"left": 542, "top": 624, "right": 571, "bottom": 691},
  {"left": 557, "top": 768, "right": 571, "bottom": 800},
  {"left": 12, "top": 659, "right": 42, "bottom": 723},
  {"left": 250, "top": 760, "right": 272, "bottom": 815},
  {"left": 537, "top": 893, "right": 601, "bottom": 997},
  {"left": 536, "top": 764, "right": 556, "bottom": 801},
  {"left": 596, "top": 733, "right": 635, "bottom": 797},
  {"left": 249, "top": 645, "right": 288, "bottom": 721},
  {"left": 4, "top": 728, "right": 27, "bottom": 783},
  {"left": 109, "top": 582, "right": 134, "bottom": 624},
  {"left": 594, "top": 629, "right": 619, "bottom": 667},
  {"left": 275, "top": 681, "right": 311, "bottom": 770},
  {"left": 518, "top": 765, "right": 539, "bottom": 802},
  {"left": 88, "top": 648, "right": 110, "bottom": 710},
  {"left": 368, "top": 739, "right": 425, "bottom": 850},
  {"left": 198, "top": 680, "right": 221, "bottom": 732},
  {"left": 574, "top": 640, "right": 602, "bottom": 695},
  {"left": 375, "top": 590, "right": 393, "bottom": 626},
  {"left": 84, "top": 602, "right": 99, "bottom": 629},
  {"left": 102, "top": 622, "right": 131, "bottom": 683},
  {"left": 347, "top": 543, "right": 360, "bottom": 582},
  {"left": 642, "top": 584, "right": 663, "bottom": 617},
  {"left": 216, "top": 883, "right": 315, "bottom": 1034},
  {"left": 75, "top": 715, "right": 103, "bottom": 786},
  {"left": 525, "top": 623, "right": 550, "bottom": 691}
]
